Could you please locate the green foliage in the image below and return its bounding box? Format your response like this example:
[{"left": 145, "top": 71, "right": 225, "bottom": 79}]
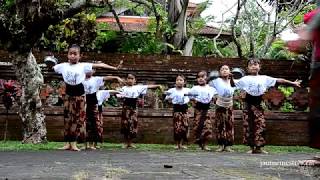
[
  {"left": 188, "top": 17, "right": 206, "bottom": 35},
  {"left": 95, "top": 23, "right": 117, "bottom": 50},
  {"left": 293, "top": 4, "right": 317, "bottom": 25},
  {"left": 280, "top": 102, "right": 295, "bottom": 112},
  {"left": 119, "top": 33, "right": 165, "bottom": 54},
  {"left": 278, "top": 86, "right": 295, "bottom": 112},
  {"left": 267, "top": 40, "right": 297, "bottom": 60},
  {"left": 39, "top": 12, "right": 97, "bottom": 52},
  {"left": 193, "top": 37, "right": 236, "bottom": 57},
  {"left": 1, "top": 0, "right": 15, "bottom": 9},
  {"left": 278, "top": 85, "right": 294, "bottom": 98}
]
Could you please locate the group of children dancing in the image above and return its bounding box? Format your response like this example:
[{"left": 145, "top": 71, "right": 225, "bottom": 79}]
[{"left": 53, "top": 44, "right": 301, "bottom": 153}]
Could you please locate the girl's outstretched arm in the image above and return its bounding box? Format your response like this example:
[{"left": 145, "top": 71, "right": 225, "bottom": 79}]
[
  {"left": 103, "top": 76, "right": 124, "bottom": 84},
  {"left": 147, "top": 84, "right": 162, "bottom": 89},
  {"left": 276, "top": 78, "right": 301, "bottom": 87},
  {"left": 93, "top": 60, "right": 123, "bottom": 70}
]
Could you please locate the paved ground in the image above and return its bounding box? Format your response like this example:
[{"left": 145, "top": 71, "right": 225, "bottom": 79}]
[{"left": 0, "top": 150, "right": 320, "bottom": 179}]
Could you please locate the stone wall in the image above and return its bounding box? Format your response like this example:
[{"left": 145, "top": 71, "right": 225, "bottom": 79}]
[{"left": 0, "top": 106, "right": 309, "bottom": 145}]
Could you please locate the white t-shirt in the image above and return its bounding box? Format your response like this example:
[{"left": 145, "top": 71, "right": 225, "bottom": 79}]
[
  {"left": 96, "top": 90, "right": 110, "bottom": 106},
  {"left": 54, "top": 62, "right": 93, "bottom": 85},
  {"left": 235, "top": 75, "right": 277, "bottom": 96},
  {"left": 165, "top": 87, "right": 191, "bottom": 105},
  {"left": 119, "top": 85, "right": 148, "bottom": 98},
  {"left": 190, "top": 85, "right": 217, "bottom": 104},
  {"left": 83, "top": 76, "right": 104, "bottom": 94},
  {"left": 209, "top": 78, "right": 235, "bottom": 98}
]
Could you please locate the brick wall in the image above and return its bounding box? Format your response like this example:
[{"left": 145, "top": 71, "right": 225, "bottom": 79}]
[{"left": 0, "top": 106, "right": 309, "bottom": 145}]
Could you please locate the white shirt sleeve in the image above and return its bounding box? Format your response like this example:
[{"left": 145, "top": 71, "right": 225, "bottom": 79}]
[
  {"left": 82, "top": 63, "right": 93, "bottom": 73},
  {"left": 53, "top": 63, "right": 65, "bottom": 74},
  {"left": 137, "top": 85, "right": 148, "bottom": 95},
  {"left": 264, "top": 76, "right": 277, "bottom": 88},
  {"left": 165, "top": 88, "right": 174, "bottom": 100},
  {"left": 95, "top": 76, "right": 105, "bottom": 87},
  {"left": 235, "top": 77, "right": 246, "bottom": 90}
]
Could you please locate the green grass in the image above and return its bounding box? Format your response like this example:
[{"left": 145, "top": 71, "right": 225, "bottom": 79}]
[{"left": 1, "top": 141, "right": 320, "bottom": 153}]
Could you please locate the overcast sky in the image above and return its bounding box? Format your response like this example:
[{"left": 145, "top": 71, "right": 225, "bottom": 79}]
[{"left": 190, "top": 0, "right": 274, "bottom": 27}]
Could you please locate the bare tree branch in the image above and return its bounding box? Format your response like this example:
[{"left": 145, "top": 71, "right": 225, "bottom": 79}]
[
  {"left": 150, "top": 0, "right": 161, "bottom": 38},
  {"left": 212, "top": 2, "right": 237, "bottom": 57},
  {"left": 231, "top": 0, "right": 247, "bottom": 58},
  {"left": 106, "top": 0, "right": 124, "bottom": 33}
]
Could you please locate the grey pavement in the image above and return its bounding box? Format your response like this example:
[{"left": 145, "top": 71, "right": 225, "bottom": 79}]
[{"left": 0, "top": 150, "right": 320, "bottom": 179}]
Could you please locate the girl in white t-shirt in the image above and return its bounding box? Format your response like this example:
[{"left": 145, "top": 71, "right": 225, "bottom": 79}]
[
  {"left": 210, "top": 65, "right": 236, "bottom": 152},
  {"left": 53, "top": 44, "right": 122, "bottom": 151},
  {"left": 118, "top": 74, "right": 162, "bottom": 148},
  {"left": 165, "top": 75, "right": 191, "bottom": 150},
  {"left": 83, "top": 70, "right": 123, "bottom": 150},
  {"left": 236, "top": 58, "right": 301, "bottom": 154},
  {"left": 190, "top": 71, "right": 217, "bottom": 151}
]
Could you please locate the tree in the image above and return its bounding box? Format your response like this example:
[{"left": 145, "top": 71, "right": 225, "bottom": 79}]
[
  {"left": 229, "top": 0, "right": 309, "bottom": 58},
  {"left": 0, "top": 0, "right": 101, "bottom": 143}
]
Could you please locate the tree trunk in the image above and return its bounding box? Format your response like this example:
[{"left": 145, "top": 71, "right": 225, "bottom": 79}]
[
  {"left": 12, "top": 52, "right": 47, "bottom": 144},
  {"left": 168, "top": 0, "right": 189, "bottom": 50},
  {"left": 183, "top": 35, "right": 195, "bottom": 56}
]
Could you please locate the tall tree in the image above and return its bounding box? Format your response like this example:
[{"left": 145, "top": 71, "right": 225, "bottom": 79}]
[{"left": 0, "top": 0, "right": 100, "bottom": 143}]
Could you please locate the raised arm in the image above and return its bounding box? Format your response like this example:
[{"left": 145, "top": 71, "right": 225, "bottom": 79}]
[
  {"left": 276, "top": 79, "right": 301, "bottom": 87},
  {"left": 93, "top": 60, "right": 123, "bottom": 70},
  {"left": 103, "top": 76, "right": 124, "bottom": 84},
  {"left": 147, "top": 84, "right": 162, "bottom": 89}
]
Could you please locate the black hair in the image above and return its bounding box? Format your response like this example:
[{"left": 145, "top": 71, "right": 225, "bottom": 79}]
[
  {"left": 68, "top": 44, "right": 81, "bottom": 52},
  {"left": 218, "top": 64, "right": 230, "bottom": 71},
  {"left": 247, "top": 58, "right": 261, "bottom": 67},
  {"left": 197, "top": 70, "right": 207, "bottom": 78},
  {"left": 176, "top": 74, "right": 186, "bottom": 81},
  {"left": 127, "top": 73, "right": 136, "bottom": 79}
]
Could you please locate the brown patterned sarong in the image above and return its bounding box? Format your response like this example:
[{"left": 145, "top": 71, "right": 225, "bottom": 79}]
[
  {"left": 242, "top": 95, "right": 266, "bottom": 147},
  {"left": 63, "top": 94, "right": 86, "bottom": 143},
  {"left": 193, "top": 103, "right": 213, "bottom": 146},
  {"left": 173, "top": 104, "right": 189, "bottom": 142},
  {"left": 215, "top": 106, "right": 234, "bottom": 146},
  {"left": 86, "top": 103, "right": 103, "bottom": 143},
  {"left": 121, "top": 104, "right": 138, "bottom": 140}
]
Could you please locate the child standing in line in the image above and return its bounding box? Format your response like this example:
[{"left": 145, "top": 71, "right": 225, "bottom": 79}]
[
  {"left": 209, "top": 65, "right": 236, "bottom": 152},
  {"left": 190, "top": 71, "right": 217, "bottom": 151},
  {"left": 165, "top": 75, "right": 191, "bottom": 150},
  {"left": 53, "top": 44, "right": 122, "bottom": 151},
  {"left": 236, "top": 58, "right": 301, "bottom": 154},
  {"left": 119, "top": 74, "right": 162, "bottom": 148},
  {"left": 83, "top": 70, "right": 123, "bottom": 150}
]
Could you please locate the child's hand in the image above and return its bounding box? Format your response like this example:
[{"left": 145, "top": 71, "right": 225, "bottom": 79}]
[
  {"left": 117, "top": 77, "right": 125, "bottom": 84},
  {"left": 116, "top": 60, "right": 123, "bottom": 70},
  {"left": 293, "top": 79, "right": 302, "bottom": 87}
]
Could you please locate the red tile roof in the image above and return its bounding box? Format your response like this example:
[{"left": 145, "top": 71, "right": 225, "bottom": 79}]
[{"left": 96, "top": 16, "right": 231, "bottom": 36}]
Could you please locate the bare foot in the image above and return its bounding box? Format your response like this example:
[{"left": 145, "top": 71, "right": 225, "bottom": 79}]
[
  {"left": 181, "top": 146, "right": 188, "bottom": 149},
  {"left": 174, "top": 145, "right": 180, "bottom": 150},
  {"left": 127, "top": 144, "right": 136, "bottom": 149},
  {"left": 253, "top": 148, "right": 268, "bottom": 154},
  {"left": 202, "top": 146, "right": 211, "bottom": 151},
  {"left": 70, "top": 147, "right": 81, "bottom": 151},
  {"left": 224, "top": 146, "right": 234, "bottom": 152},
  {"left": 215, "top": 146, "right": 224, "bottom": 152},
  {"left": 58, "top": 145, "right": 70, "bottom": 150},
  {"left": 246, "top": 150, "right": 254, "bottom": 154},
  {"left": 89, "top": 146, "right": 96, "bottom": 150},
  {"left": 122, "top": 144, "right": 128, "bottom": 149}
]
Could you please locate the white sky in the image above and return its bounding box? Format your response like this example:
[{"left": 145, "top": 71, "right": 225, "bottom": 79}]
[
  {"left": 190, "top": 0, "right": 274, "bottom": 27},
  {"left": 190, "top": 0, "right": 296, "bottom": 40}
]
